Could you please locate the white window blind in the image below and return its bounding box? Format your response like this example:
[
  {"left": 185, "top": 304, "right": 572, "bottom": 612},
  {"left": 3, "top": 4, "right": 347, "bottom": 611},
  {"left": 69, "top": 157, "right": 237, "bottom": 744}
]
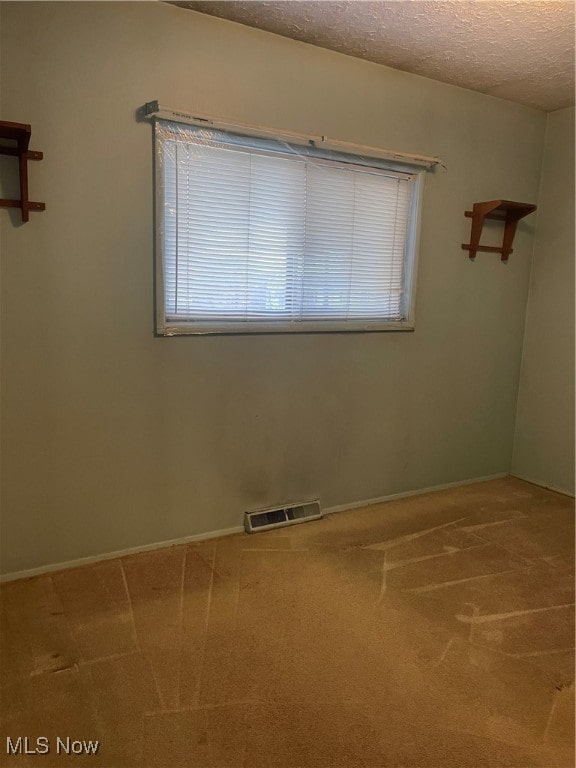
[{"left": 155, "top": 120, "right": 422, "bottom": 334}]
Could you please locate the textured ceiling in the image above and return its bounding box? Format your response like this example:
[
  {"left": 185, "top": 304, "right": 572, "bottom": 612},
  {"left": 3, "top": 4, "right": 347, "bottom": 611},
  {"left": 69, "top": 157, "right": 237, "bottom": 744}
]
[{"left": 173, "top": 1, "right": 575, "bottom": 112}]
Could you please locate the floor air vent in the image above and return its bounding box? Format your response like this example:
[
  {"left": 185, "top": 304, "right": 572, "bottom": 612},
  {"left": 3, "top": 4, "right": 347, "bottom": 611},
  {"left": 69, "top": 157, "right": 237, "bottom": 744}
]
[{"left": 244, "top": 500, "right": 322, "bottom": 533}]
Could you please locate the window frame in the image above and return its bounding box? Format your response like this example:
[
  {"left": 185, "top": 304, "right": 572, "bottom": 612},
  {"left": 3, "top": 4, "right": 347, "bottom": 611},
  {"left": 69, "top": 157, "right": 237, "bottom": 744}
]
[{"left": 154, "top": 121, "right": 425, "bottom": 336}]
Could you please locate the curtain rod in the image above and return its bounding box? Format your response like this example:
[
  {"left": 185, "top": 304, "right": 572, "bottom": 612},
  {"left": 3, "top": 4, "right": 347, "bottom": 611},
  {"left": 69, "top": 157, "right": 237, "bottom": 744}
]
[{"left": 140, "top": 101, "right": 444, "bottom": 169}]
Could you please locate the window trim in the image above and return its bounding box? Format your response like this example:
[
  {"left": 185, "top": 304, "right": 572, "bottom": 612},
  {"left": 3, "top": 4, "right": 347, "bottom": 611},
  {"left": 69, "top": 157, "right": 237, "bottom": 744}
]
[{"left": 154, "top": 122, "right": 425, "bottom": 336}]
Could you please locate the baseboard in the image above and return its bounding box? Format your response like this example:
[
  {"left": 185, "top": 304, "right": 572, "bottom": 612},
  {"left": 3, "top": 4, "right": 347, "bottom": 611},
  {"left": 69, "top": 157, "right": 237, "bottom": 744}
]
[
  {"left": 323, "top": 472, "right": 509, "bottom": 515},
  {"left": 509, "top": 473, "right": 575, "bottom": 499},
  {"left": 0, "top": 471, "right": 508, "bottom": 584},
  {"left": 0, "top": 525, "right": 245, "bottom": 584}
]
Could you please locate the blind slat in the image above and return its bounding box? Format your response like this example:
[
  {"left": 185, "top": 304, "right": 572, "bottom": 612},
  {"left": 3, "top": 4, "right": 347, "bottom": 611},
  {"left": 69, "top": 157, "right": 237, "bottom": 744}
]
[{"left": 157, "top": 120, "right": 418, "bottom": 327}]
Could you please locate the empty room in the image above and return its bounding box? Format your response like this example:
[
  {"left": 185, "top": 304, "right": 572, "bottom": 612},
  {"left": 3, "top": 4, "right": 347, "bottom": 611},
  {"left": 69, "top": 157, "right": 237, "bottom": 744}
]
[{"left": 0, "top": 1, "right": 574, "bottom": 766}]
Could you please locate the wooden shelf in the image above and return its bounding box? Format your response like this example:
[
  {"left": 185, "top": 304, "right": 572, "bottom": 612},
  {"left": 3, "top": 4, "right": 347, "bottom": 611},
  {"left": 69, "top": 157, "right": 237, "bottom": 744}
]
[
  {"left": 0, "top": 121, "right": 44, "bottom": 223},
  {"left": 462, "top": 200, "right": 536, "bottom": 261}
]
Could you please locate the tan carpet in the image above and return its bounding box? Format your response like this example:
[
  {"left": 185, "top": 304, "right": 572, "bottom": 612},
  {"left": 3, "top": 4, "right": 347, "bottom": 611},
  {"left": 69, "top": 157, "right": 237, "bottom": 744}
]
[{"left": 1, "top": 477, "right": 574, "bottom": 767}]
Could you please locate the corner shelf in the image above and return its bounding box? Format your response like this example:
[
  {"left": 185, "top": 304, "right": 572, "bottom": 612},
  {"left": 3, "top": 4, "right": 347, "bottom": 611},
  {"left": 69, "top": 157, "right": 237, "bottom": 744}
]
[
  {"left": 0, "top": 121, "right": 45, "bottom": 222},
  {"left": 462, "top": 200, "right": 536, "bottom": 261}
]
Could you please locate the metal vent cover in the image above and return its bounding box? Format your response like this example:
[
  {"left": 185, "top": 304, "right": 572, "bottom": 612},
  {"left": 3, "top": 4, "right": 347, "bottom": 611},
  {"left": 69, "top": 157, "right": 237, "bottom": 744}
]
[{"left": 244, "top": 500, "right": 322, "bottom": 533}]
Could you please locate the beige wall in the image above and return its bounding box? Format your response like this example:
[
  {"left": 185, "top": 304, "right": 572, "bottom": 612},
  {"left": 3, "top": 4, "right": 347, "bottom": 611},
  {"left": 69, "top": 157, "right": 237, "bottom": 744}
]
[
  {"left": 512, "top": 107, "right": 575, "bottom": 495},
  {"left": 0, "top": 2, "right": 546, "bottom": 574}
]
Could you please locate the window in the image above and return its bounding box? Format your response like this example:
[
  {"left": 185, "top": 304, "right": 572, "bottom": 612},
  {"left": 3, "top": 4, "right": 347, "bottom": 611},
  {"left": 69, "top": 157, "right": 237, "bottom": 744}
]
[{"left": 155, "top": 120, "right": 423, "bottom": 335}]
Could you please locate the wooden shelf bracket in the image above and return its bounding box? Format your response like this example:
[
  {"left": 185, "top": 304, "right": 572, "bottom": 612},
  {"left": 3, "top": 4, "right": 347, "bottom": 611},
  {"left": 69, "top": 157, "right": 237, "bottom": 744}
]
[
  {"left": 0, "top": 121, "right": 45, "bottom": 223},
  {"left": 462, "top": 200, "right": 536, "bottom": 261}
]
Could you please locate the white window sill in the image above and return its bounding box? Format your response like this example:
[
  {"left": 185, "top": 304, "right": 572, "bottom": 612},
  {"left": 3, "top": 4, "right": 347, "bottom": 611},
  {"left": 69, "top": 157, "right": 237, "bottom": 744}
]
[{"left": 157, "top": 320, "right": 416, "bottom": 336}]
